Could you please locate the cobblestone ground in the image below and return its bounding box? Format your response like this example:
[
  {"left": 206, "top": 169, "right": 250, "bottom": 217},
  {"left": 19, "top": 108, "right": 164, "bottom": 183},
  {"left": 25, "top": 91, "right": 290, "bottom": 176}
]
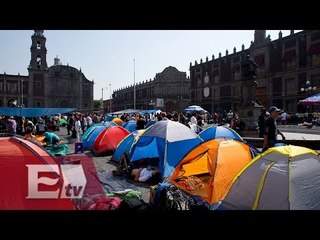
[{"left": 56, "top": 127, "right": 151, "bottom": 203}]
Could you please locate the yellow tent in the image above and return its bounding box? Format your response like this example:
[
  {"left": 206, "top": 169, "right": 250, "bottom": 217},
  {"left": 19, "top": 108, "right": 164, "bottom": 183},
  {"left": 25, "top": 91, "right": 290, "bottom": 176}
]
[{"left": 169, "top": 139, "right": 253, "bottom": 204}]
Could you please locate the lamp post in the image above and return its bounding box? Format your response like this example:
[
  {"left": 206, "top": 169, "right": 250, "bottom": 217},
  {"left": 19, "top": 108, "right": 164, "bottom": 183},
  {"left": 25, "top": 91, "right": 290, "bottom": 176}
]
[
  {"left": 101, "top": 87, "right": 108, "bottom": 115},
  {"left": 109, "top": 83, "right": 112, "bottom": 113},
  {"left": 133, "top": 58, "right": 136, "bottom": 110},
  {"left": 21, "top": 78, "right": 24, "bottom": 107},
  {"left": 301, "top": 80, "right": 317, "bottom": 113}
]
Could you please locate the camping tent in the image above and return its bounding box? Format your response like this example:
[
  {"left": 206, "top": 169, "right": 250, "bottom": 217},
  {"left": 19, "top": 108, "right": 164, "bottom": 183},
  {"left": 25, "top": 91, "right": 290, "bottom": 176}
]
[
  {"left": 122, "top": 120, "right": 137, "bottom": 133},
  {"left": 130, "top": 120, "right": 203, "bottom": 178},
  {"left": 219, "top": 145, "right": 320, "bottom": 210},
  {"left": 298, "top": 93, "right": 320, "bottom": 105},
  {"left": 199, "top": 126, "right": 243, "bottom": 142},
  {"left": 82, "top": 122, "right": 115, "bottom": 149},
  {"left": 93, "top": 126, "right": 130, "bottom": 155},
  {"left": 111, "top": 129, "right": 145, "bottom": 163},
  {"left": 169, "top": 139, "right": 253, "bottom": 205},
  {"left": 0, "top": 136, "right": 75, "bottom": 209}
]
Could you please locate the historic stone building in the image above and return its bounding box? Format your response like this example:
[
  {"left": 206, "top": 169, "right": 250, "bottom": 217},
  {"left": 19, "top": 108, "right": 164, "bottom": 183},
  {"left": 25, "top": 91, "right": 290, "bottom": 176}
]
[
  {"left": 0, "top": 30, "right": 94, "bottom": 110},
  {"left": 190, "top": 30, "right": 320, "bottom": 114},
  {"left": 112, "top": 66, "right": 190, "bottom": 112}
]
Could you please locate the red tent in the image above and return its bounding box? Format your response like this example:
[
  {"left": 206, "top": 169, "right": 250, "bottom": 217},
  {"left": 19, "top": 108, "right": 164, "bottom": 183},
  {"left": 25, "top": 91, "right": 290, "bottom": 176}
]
[
  {"left": 93, "top": 126, "right": 130, "bottom": 155},
  {"left": 0, "top": 137, "right": 75, "bottom": 210}
]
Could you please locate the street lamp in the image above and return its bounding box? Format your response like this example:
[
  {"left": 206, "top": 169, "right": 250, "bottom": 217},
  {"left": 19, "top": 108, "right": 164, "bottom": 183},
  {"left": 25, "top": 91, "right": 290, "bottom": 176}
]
[
  {"left": 109, "top": 83, "right": 112, "bottom": 113},
  {"left": 101, "top": 86, "right": 108, "bottom": 114},
  {"left": 21, "top": 78, "right": 24, "bottom": 107},
  {"left": 301, "top": 80, "right": 317, "bottom": 113},
  {"left": 300, "top": 81, "right": 317, "bottom": 96}
]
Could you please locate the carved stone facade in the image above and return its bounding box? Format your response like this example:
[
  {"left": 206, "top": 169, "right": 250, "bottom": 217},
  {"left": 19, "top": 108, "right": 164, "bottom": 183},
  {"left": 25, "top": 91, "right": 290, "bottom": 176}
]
[
  {"left": 0, "top": 30, "right": 94, "bottom": 110},
  {"left": 112, "top": 66, "right": 190, "bottom": 112},
  {"left": 190, "top": 30, "right": 320, "bottom": 114}
]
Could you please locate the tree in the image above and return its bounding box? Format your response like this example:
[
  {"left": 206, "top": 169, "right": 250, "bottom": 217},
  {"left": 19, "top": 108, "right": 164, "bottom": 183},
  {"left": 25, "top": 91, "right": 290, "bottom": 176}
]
[{"left": 93, "top": 100, "right": 101, "bottom": 110}]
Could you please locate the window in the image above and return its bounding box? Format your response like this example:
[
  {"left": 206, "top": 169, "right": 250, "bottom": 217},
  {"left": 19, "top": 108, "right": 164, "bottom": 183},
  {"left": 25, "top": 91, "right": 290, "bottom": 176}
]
[
  {"left": 272, "top": 77, "right": 282, "bottom": 96},
  {"left": 37, "top": 41, "right": 41, "bottom": 49},
  {"left": 286, "top": 58, "right": 296, "bottom": 70},
  {"left": 84, "top": 103, "right": 88, "bottom": 108},
  {"left": 70, "top": 73, "right": 74, "bottom": 78},
  {"left": 286, "top": 100, "right": 296, "bottom": 113},
  {"left": 36, "top": 81, "right": 41, "bottom": 87},
  {"left": 213, "top": 89, "right": 218, "bottom": 101},
  {"left": 232, "top": 86, "right": 240, "bottom": 98},
  {"left": 55, "top": 71, "right": 59, "bottom": 77},
  {"left": 0, "top": 82, "right": 3, "bottom": 92},
  {"left": 84, "top": 85, "right": 89, "bottom": 90},
  {"left": 36, "top": 102, "right": 41, "bottom": 107},
  {"left": 220, "top": 86, "right": 231, "bottom": 99},
  {"left": 285, "top": 78, "right": 296, "bottom": 96},
  {"left": 36, "top": 56, "right": 41, "bottom": 65},
  {"left": 312, "top": 54, "right": 320, "bottom": 66}
]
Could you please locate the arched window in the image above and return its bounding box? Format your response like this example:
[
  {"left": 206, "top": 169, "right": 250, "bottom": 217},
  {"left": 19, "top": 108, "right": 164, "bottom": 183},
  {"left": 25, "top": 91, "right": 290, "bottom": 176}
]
[
  {"left": 37, "top": 41, "right": 41, "bottom": 49},
  {"left": 36, "top": 56, "right": 41, "bottom": 65}
]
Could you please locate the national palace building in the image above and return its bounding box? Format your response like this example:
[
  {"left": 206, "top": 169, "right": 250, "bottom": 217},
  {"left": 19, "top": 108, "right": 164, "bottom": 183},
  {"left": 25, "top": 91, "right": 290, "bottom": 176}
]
[{"left": 189, "top": 30, "right": 320, "bottom": 114}]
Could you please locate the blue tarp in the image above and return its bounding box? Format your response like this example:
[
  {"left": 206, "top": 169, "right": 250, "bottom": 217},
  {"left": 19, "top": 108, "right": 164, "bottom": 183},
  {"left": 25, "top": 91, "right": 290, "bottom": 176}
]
[{"left": 0, "top": 107, "right": 77, "bottom": 117}]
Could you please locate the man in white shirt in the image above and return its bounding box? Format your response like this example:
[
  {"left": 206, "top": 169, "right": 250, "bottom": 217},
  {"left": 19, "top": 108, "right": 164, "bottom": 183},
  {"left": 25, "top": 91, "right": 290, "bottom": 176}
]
[{"left": 74, "top": 116, "right": 82, "bottom": 142}]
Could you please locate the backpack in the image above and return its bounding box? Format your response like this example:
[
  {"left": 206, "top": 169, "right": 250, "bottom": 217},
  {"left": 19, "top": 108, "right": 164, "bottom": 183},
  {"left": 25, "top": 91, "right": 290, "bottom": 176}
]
[
  {"left": 119, "top": 198, "right": 150, "bottom": 210},
  {"left": 74, "top": 194, "right": 121, "bottom": 210},
  {"left": 165, "top": 185, "right": 192, "bottom": 210}
]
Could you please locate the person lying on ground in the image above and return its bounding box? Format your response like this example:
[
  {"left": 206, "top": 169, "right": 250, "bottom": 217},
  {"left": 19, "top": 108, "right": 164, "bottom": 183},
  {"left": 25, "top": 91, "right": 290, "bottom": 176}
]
[{"left": 130, "top": 167, "right": 161, "bottom": 183}]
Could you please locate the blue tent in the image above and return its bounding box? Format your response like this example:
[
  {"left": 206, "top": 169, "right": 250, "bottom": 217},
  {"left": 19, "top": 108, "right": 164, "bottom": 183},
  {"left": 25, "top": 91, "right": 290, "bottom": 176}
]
[
  {"left": 0, "top": 107, "right": 76, "bottom": 117},
  {"left": 82, "top": 121, "right": 116, "bottom": 148},
  {"left": 111, "top": 129, "right": 145, "bottom": 163},
  {"left": 146, "top": 120, "right": 156, "bottom": 128},
  {"left": 130, "top": 120, "right": 203, "bottom": 178},
  {"left": 81, "top": 123, "right": 104, "bottom": 142},
  {"left": 199, "top": 126, "right": 243, "bottom": 142},
  {"left": 122, "top": 120, "right": 137, "bottom": 133}
]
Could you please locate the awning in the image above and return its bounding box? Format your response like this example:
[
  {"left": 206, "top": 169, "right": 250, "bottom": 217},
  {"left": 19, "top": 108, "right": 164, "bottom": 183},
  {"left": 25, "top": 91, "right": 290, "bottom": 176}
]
[
  {"left": 298, "top": 93, "right": 320, "bottom": 105},
  {"left": 283, "top": 50, "right": 296, "bottom": 61},
  {"left": 0, "top": 107, "right": 77, "bottom": 117},
  {"left": 308, "top": 43, "right": 320, "bottom": 55}
]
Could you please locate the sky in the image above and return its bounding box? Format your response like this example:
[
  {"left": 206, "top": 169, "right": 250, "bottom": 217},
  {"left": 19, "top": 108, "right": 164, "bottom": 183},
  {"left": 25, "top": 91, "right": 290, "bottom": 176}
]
[{"left": 0, "top": 30, "right": 301, "bottom": 100}]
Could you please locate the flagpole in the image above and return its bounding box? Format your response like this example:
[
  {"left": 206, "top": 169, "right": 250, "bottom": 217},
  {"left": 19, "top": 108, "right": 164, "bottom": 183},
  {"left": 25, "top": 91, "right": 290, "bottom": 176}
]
[{"left": 134, "top": 58, "right": 136, "bottom": 110}]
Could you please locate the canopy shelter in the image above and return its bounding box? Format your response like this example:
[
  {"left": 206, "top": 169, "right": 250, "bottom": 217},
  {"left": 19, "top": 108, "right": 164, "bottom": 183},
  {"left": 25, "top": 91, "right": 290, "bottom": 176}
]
[
  {"left": 0, "top": 107, "right": 76, "bottom": 117},
  {"left": 111, "top": 109, "right": 142, "bottom": 115},
  {"left": 184, "top": 105, "right": 208, "bottom": 113},
  {"left": 219, "top": 145, "right": 320, "bottom": 210},
  {"left": 298, "top": 93, "right": 320, "bottom": 105}
]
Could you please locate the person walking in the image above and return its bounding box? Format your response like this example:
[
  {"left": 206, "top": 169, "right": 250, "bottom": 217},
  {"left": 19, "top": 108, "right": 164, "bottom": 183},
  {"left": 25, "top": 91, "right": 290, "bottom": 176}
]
[{"left": 262, "top": 106, "right": 286, "bottom": 152}]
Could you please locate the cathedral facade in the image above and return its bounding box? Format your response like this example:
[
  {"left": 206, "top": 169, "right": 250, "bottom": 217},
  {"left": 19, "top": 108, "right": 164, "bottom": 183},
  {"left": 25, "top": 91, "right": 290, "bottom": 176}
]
[{"left": 0, "top": 30, "right": 94, "bottom": 110}]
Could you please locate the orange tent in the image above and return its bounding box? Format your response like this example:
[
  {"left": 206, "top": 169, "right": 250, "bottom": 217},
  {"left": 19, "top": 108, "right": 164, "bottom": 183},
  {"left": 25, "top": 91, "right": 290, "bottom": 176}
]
[
  {"left": 169, "top": 139, "right": 253, "bottom": 204},
  {"left": 112, "top": 117, "right": 124, "bottom": 126},
  {"left": 0, "top": 136, "right": 75, "bottom": 210}
]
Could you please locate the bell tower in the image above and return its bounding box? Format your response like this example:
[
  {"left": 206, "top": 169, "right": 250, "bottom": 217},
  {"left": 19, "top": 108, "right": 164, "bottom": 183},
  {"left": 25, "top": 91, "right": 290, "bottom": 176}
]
[
  {"left": 28, "top": 30, "right": 49, "bottom": 107},
  {"left": 29, "top": 30, "right": 48, "bottom": 70}
]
